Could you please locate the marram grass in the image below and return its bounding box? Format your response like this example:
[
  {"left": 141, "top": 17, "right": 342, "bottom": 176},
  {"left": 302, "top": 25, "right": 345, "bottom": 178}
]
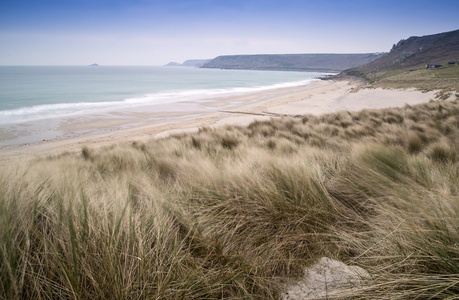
[{"left": 1, "top": 99, "right": 458, "bottom": 299}]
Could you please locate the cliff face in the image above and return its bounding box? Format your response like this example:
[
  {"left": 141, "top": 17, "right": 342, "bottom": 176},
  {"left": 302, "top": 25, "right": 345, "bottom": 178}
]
[
  {"left": 349, "top": 29, "right": 459, "bottom": 73},
  {"left": 201, "top": 53, "right": 384, "bottom": 72}
]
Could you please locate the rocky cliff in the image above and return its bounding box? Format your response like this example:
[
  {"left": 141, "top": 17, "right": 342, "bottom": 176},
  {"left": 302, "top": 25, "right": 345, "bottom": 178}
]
[{"left": 343, "top": 29, "right": 459, "bottom": 75}]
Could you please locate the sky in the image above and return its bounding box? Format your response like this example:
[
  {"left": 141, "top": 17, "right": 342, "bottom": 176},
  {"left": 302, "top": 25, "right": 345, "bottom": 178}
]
[{"left": 1, "top": 0, "right": 458, "bottom": 66}]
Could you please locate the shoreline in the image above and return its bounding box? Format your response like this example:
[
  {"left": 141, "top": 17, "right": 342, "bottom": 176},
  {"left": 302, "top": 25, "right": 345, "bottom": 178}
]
[{"left": 0, "top": 79, "right": 441, "bottom": 165}]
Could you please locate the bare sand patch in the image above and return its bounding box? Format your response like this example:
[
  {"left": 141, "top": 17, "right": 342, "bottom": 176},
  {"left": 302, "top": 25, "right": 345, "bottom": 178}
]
[{"left": 268, "top": 85, "right": 438, "bottom": 116}]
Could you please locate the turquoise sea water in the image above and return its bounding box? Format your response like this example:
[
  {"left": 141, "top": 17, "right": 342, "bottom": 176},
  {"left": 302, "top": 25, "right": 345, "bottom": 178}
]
[{"left": 0, "top": 66, "right": 325, "bottom": 125}]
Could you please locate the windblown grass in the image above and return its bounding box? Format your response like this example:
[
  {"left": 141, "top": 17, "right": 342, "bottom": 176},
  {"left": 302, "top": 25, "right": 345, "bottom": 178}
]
[{"left": 1, "top": 99, "right": 458, "bottom": 299}]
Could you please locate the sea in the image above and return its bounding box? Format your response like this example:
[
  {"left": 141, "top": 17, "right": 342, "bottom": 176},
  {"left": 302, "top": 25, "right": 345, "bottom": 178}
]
[{"left": 0, "top": 66, "right": 328, "bottom": 146}]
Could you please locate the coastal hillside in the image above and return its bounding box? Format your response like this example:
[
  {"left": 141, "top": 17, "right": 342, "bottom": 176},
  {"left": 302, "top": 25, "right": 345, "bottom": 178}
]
[
  {"left": 201, "top": 53, "right": 384, "bottom": 72},
  {"left": 357, "top": 29, "right": 459, "bottom": 72},
  {"left": 341, "top": 29, "right": 459, "bottom": 91}
]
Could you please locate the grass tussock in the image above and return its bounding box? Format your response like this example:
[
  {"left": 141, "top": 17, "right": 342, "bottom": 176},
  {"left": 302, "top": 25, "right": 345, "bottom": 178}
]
[{"left": 1, "top": 99, "right": 459, "bottom": 299}]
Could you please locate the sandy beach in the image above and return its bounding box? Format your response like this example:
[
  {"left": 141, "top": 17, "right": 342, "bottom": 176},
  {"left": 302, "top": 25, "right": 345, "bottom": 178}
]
[{"left": 0, "top": 79, "right": 441, "bottom": 165}]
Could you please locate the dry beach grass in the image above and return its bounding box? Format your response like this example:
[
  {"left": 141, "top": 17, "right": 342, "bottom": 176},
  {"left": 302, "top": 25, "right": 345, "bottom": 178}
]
[{"left": 1, "top": 96, "right": 458, "bottom": 298}]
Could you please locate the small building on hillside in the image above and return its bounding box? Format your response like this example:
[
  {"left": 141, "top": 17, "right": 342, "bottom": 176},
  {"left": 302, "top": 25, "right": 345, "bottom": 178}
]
[
  {"left": 448, "top": 61, "right": 458, "bottom": 65},
  {"left": 426, "top": 63, "right": 442, "bottom": 69}
]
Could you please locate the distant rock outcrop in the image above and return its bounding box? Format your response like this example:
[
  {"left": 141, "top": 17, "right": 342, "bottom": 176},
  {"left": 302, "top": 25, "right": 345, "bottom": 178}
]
[
  {"left": 182, "top": 59, "right": 211, "bottom": 67},
  {"left": 89, "top": 63, "right": 99, "bottom": 67},
  {"left": 165, "top": 62, "right": 182, "bottom": 67},
  {"left": 201, "top": 53, "right": 384, "bottom": 72},
  {"left": 165, "top": 59, "right": 211, "bottom": 67}
]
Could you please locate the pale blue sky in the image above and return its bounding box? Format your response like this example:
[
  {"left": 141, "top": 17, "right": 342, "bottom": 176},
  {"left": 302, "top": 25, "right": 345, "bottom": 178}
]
[{"left": 1, "top": 0, "right": 458, "bottom": 65}]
